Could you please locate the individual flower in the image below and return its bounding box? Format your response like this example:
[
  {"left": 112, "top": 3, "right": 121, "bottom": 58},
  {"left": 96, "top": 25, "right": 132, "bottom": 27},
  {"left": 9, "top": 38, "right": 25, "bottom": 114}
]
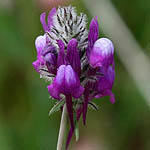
[
  {"left": 89, "top": 38, "right": 114, "bottom": 70},
  {"left": 95, "top": 65, "right": 115, "bottom": 104},
  {"left": 33, "top": 5, "right": 115, "bottom": 149},
  {"left": 32, "top": 35, "right": 46, "bottom": 72}
]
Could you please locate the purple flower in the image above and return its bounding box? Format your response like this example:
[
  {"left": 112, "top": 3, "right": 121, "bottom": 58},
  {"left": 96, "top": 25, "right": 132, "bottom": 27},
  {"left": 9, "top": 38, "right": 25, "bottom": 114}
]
[
  {"left": 33, "top": 5, "right": 115, "bottom": 149},
  {"left": 40, "top": 8, "right": 56, "bottom": 32},
  {"left": 32, "top": 35, "right": 46, "bottom": 72},
  {"left": 47, "top": 65, "right": 84, "bottom": 100},
  {"left": 48, "top": 64, "right": 84, "bottom": 129},
  {"left": 95, "top": 65, "right": 115, "bottom": 104},
  {"left": 89, "top": 38, "right": 114, "bottom": 69}
]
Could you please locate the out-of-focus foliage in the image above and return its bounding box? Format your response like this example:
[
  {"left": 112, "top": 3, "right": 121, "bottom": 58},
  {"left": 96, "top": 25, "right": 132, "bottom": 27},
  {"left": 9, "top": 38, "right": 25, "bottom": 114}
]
[
  {"left": 111, "top": 0, "right": 150, "bottom": 53},
  {"left": 0, "top": 0, "right": 149, "bottom": 150}
]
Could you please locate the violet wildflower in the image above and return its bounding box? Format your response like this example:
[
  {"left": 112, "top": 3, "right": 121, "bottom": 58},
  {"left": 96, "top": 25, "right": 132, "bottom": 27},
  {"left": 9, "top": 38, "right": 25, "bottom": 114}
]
[{"left": 33, "top": 5, "right": 115, "bottom": 149}]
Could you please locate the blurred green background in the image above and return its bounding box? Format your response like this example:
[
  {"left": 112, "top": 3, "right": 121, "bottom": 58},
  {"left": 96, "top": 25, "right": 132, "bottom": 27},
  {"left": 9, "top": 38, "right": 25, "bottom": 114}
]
[{"left": 0, "top": 0, "right": 149, "bottom": 150}]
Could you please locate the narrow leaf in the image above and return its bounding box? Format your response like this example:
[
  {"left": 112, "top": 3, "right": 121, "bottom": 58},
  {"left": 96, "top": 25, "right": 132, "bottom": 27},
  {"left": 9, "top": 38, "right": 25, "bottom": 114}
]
[
  {"left": 88, "top": 101, "right": 99, "bottom": 111},
  {"left": 49, "top": 99, "right": 65, "bottom": 116}
]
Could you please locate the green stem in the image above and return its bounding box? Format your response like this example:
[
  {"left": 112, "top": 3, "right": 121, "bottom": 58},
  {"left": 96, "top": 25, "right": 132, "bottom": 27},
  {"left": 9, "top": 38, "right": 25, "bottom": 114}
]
[{"left": 57, "top": 104, "right": 67, "bottom": 150}]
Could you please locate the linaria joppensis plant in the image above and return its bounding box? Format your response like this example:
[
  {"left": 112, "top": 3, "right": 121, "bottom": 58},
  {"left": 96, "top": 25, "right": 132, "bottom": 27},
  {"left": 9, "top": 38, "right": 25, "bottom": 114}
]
[{"left": 33, "top": 5, "right": 115, "bottom": 150}]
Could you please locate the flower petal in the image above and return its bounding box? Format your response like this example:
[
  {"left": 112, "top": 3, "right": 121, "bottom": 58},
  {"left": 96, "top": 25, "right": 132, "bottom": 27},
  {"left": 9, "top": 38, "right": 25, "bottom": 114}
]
[
  {"left": 88, "top": 17, "right": 99, "bottom": 48},
  {"left": 89, "top": 38, "right": 114, "bottom": 69},
  {"left": 47, "top": 8, "right": 56, "bottom": 30},
  {"left": 32, "top": 56, "right": 45, "bottom": 72},
  {"left": 97, "top": 66, "right": 115, "bottom": 92},
  {"left": 66, "top": 39, "right": 81, "bottom": 76},
  {"left": 106, "top": 90, "right": 115, "bottom": 104},
  {"left": 41, "top": 44, "right": 56, "bottom": 56},
  {"left": 44, "top": 53, "right": 56, "bottom": 65},
  {"left": 47, "top": 65, "right": 65, "bottom": 100},
  {"left": 40, "top": 12, "right": 48, "bottom": 31},
  {"left": 96, "top": 66, "right": 115, "bottom": 103},
  {"left": 47, "top": 65, "right": 84, "bottom": 100},
  {"left": 57, "top": 40, "right": 66, "bottom": 67},
  {"left": 35, "top": 34, "right": 46, "bottom": 54},
  {"left": 32, "top": 59, "right": 41, "bottom": 72},
  {"left": 83, "top": 89, "right": 90, "bottom": 125},
  {"left": 33, "top": 34, "right": 46, "bottom": 73},
  {"left": 44, "top": 53, "right": 57, "bottom": 75},
  {"left": 65, "top": 65, "right": 84, "bottom": 98},
  {"left": 66, "top": 94, "right": 74, "bottom": 131},
  {"left": 71, "top": 85, "right": 84, "bottom": 99},
  {"left": 87, "top": 17, "right": 99, "bottom": 58},
  {"left": 95, "top": 90, "right": 115, "bottom": 104}
]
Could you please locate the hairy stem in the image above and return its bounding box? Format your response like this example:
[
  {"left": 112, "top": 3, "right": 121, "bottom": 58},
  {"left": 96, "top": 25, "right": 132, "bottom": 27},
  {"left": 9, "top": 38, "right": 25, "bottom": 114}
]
[{"left": 57, "top": 104, "right": 67, "bottom": 150}]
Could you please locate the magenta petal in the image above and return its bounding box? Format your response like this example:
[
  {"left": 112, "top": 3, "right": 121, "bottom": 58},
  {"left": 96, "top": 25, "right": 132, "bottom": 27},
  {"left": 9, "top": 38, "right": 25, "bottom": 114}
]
[
  {"left": 88, "top": 17, "right": 99, "bottom": 48},
  {"left": 33, "top": 35, "right": 46, "bottom": 73},
  {"left": 47, "top": 84, "right": 61, "bottom": 100},
  {"left": 41, "top": 44, "right": 56, "bottom": 56},
  {"left": 47, "top": 84, "right": 60, "bottom": 100},
  {"left": 57, "top": 40, "right": 66, "bottom": 67},
  {"left": 40, "top": 12, "right": 48, "bottom": 31},
  {"left": 107, "top": 90, "right": 115, "bottom": 104},
  {"left": 44, "top": 53, "right": 56, "bottom": 65},
  {"left": 71, "top": 85, "right": 84, "bottom": 98},
  {"left": 66, "top": 128, "right": 73, "bottom": 150},
  {"left": 32, "top": 60, "right": 40, "bottom": 73},
  {"left": 32, "top": 57, "right": 45, "bottom": 73},
  {"left": 47, "top": 8, "right": 56, "bottom": 30},
  {"left": 40, "top": 8, "right": 56, "bottom": 32},
  {"left": 89, "top": 38, "right": 114, "bottom": 68},
  {"left": 98, "top": 90, "right": 115, "bottom": 104},
  {"left": 96, "top": 66, "right": 115, "bottom": 103},
  {"left": 47, "top": 65, "right": 84, "bottom": 100},
  {"left": 35, "top": 35, "right": 46, "bottom": 54},
  {"left": 83, "top": 89, "right": 90, "bottom": 125},
  {"left": 67, "top": 39, "right": 81, "bottom": 76},
  {"left": 66, "top": 94, "right": 74, "bottom": 130},
  {"left": 65, "top": 65, "right": 84, "bottom": 97},
  {"left": 57, "top": 40, "right": 65, "bottom": 50},
  {"left": 98, "top": 66, "right": 115, "bottom": 92},
  {"left": 47, "top": 65, "right": 84, "bottom": 111},
  {"left": 47, "top": 65, "right": 66, "bottom": 100},
  {"left": 55, "top": 65, "right": 66, "bottom": 86},
  {"left": 87, "top": 16, "right": 99, "bottom": 58}
]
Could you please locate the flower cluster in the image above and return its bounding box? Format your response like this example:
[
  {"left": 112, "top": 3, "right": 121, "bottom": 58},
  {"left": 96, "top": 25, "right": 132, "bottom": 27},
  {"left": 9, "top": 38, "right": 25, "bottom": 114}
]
[{"left": 33, "top": 5, "right": 115, "bottom": 149}]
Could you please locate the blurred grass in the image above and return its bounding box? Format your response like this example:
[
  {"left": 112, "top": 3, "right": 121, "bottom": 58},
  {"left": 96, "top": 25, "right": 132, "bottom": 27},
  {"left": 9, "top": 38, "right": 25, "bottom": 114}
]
[{"left": 0, "top": 0, "right": 150, "bottom": 150}]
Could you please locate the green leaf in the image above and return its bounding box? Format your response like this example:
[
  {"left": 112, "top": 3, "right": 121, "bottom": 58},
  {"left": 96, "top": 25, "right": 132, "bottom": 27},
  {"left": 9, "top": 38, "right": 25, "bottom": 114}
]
[
  {"left": 49, "top": 99, "right": 65, "bottom": 116},
  {"left": 88, "top": 101, "right": 99, "bottom": 111}
]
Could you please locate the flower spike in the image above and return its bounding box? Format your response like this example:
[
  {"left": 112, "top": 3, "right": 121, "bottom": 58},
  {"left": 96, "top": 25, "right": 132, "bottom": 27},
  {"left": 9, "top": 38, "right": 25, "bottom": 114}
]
[{"left": 33, "top": 5, "right": 115, "bottom": 149}]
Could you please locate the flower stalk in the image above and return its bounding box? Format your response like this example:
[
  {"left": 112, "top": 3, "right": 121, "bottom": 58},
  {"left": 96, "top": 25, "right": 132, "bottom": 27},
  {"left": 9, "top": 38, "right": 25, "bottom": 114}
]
[{"left": 57, "top": 104, "right": 67, "bottom": 150}]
